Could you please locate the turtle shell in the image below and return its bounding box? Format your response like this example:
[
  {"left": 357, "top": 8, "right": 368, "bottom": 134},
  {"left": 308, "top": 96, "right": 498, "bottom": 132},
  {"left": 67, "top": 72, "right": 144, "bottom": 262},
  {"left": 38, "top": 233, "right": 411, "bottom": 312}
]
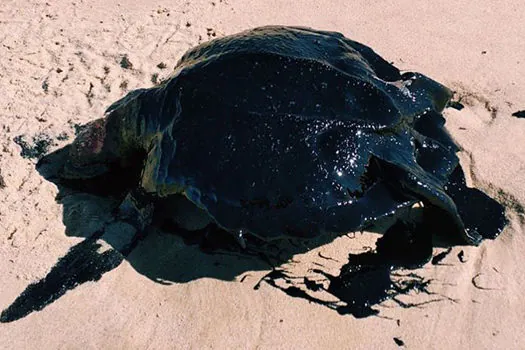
[{"left": 106, "top": 26, "right": 472, "bottom": 240}]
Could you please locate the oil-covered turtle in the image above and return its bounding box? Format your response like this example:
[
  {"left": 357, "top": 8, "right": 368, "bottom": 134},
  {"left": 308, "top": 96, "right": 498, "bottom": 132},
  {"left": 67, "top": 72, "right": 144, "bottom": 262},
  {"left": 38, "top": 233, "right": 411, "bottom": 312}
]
[
  {"left": 2, "top": 26, "right": 509, "bottom": 323},
  {"left": 62, "top": 25, "right": 505, "bottom": 250}
]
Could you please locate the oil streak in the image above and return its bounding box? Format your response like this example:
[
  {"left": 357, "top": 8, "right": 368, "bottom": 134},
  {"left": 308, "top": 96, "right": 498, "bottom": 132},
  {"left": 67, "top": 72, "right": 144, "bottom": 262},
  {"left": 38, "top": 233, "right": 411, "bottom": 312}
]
[
  {"left": 431, "top": 248, "right": 452, "bottom": 265},
  {"left": 457, "top": 250, "right": 466, "bottom": 263},
  {"left": 393, "top": 337, "right": 405, "bottom": 346},
  {"left": 512, "top": 110, "right": 525, "bottom": 118},
  {"left": 256, "top": 248, "right": 433, "bottom": 318},
  {"left": 1, "top": 238, "right": 122, "bottom": 323}
]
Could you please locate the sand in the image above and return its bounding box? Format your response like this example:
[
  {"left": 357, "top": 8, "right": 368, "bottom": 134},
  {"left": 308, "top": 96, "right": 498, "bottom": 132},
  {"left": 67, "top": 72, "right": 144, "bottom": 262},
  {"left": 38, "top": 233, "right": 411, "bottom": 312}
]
[{"left": 1, "top": 0, "right": 524, "bottom": 348}]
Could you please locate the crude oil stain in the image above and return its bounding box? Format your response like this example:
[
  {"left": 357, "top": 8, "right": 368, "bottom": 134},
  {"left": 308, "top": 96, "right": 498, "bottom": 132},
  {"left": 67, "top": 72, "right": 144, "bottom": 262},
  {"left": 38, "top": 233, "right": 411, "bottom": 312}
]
[
  {"left": 1, "top": 238, "right": 122, "bottom": 323},
  {"left": 431, "top": 248, "right": 452, "bottom": 265},
  {"left": 458, "top": 250, "right": 466, "bottom": 263},
  {"left": 13, "top": 133, "right": 54, "bottom": 160},
  {"left": 394, "top": 337, "right": 405, "bottom": 346},
  {"left": 448, "top": 101, "right": 464, "bottom": 110},
  {"left": 512, "top": 110, "right": 525, "bottom": 118}
]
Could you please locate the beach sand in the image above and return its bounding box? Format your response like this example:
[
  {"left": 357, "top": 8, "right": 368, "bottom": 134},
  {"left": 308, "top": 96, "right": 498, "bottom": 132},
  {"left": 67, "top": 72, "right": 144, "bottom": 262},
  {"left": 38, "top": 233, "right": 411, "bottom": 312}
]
[{"left": 1, "top": 0, "right": 524, "bottom": 348}]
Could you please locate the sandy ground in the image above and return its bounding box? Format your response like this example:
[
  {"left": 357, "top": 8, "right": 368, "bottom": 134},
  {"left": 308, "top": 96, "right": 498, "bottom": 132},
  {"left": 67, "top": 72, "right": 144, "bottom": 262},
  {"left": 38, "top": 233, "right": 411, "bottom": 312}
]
[{"left": 1, "top": 0, "right": 525, "bottom": 348}]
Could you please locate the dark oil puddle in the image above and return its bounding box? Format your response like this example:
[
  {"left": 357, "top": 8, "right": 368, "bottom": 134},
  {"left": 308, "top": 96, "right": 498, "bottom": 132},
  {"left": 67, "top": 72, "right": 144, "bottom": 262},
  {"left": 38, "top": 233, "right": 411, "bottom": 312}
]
[
  {"left": 1, "top": 237, "right": 123, "bottom": 323},
  {"left": 457, "top": 250, "right": 466, "bottom": 263},
  {"left": 13, "top": 133, "right": 55, "bottom": 160},
  {"left": 255, "top": 221, "right": 435, "bottom": 318},
  {"left": 447, "top": 101, "right": 465, "bottom": 111},
  {"left": 431, "top": 248, "right": 452, "bottom": 265}
]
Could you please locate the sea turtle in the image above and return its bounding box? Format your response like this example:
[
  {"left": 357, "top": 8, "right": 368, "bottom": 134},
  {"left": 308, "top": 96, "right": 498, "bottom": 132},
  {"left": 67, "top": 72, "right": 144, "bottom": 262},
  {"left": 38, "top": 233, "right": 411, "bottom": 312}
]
[
  {"left": 61, "top": 25, "right": 505, "bottom": 252},
  {"left": 2, "top": 25, "right": 509, "bottom": 323}
]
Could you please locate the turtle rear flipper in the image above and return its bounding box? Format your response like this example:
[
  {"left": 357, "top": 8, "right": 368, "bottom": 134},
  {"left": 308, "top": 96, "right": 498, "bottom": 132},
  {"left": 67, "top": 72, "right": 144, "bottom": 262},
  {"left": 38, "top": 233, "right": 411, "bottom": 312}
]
[
  {"left": 443, "top": 167, "right": 507, "bottom": 240},
  {"left": 371, "top": 157, "right": 481, "bottom": 245},
  {"left": 396, "top": 165, "right": 506, "bottom": 244}
]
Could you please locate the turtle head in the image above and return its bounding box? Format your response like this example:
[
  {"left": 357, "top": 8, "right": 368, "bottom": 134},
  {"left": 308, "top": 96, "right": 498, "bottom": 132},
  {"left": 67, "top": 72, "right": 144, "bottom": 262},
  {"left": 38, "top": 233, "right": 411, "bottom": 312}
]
[
  {"left": 61, "top": 117, "right": 118, "bottom": 179},
  {"left": 61, "top": 89, "right": 150, "bottom": 180}
]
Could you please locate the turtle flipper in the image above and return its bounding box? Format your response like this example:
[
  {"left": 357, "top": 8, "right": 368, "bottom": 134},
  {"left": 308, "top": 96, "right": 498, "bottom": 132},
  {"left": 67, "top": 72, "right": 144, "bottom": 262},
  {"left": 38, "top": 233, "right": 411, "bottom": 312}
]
[
  {"left": 375, "top": 158, "right": 482, "bottom": 245},
  {"left": 115, "top": 188, "right": 155, "bottom": 254},
  {"left": 443, "top": 167, "right": 507, "bottom": 240},
  {"left": 118, "top": 188, "right": 155, "bottom": 231}
]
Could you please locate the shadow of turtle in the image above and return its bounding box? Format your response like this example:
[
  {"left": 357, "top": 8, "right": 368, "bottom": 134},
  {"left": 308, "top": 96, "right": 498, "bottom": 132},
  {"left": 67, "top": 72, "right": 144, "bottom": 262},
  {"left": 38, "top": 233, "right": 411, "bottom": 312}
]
[{"left": 38, "top": 147, "right": 356, "bottom": 277}]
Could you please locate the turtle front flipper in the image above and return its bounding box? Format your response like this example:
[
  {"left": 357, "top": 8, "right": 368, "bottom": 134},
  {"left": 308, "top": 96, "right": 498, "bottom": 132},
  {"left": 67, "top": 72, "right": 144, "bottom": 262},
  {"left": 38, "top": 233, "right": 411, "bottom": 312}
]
[
  {"left": 367, "top": 128, "right": 482, "bottom": 245},
  {"left": 115, "top": 188, "right": 156, "bottom": 254}
]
